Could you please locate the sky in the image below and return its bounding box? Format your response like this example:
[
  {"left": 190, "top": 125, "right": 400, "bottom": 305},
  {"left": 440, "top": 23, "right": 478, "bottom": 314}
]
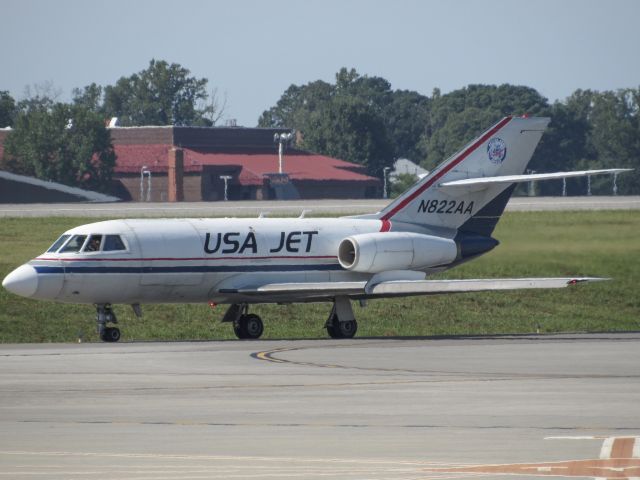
[{"left": 1, "top": 0, "right": 639, "bottom": 127}]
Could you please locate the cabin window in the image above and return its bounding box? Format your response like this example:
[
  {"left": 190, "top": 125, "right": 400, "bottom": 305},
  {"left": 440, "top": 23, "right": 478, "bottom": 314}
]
[
  {"left": 103, "top": 235, "right": 127, "bottom": 251},
  {"left": 59, "top": 235, "right": 87, "bottom": 253},
  {"left": 46, "top": 235, "right": 71, "bottom": 253},
  {"left": 83, "top": 235, "right": 103, "bottom": 252}
]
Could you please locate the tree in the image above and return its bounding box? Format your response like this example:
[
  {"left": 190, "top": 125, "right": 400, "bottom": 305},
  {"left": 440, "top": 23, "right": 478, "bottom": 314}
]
[
  {"left": 384, "top": 90, "right": 430, "bottom": 161},
  {"left": 532, "top": 88, "right": 640, "bottom": 195},
  {"left": 17, "top": 82, "right": 62, "bottom": 113},
  {"left": 259, "top": 68, "right": 428, "bottom": 172},
  {"left": 581, "top": 88, "right": 640, "bottom": 194},
  {"left": 529, "top": 99, "right": 592, "bottom": 195},
  {"left": 102, "top": 59, "right": 221, "bottom": 126},
  {"left": 262, "top": 74, "right": 640, "bottom": 194},
  {"left": 0, "top": 91, "right": 17, "bottom": 128},
  {"left": 72, "top": 83, "right": 104, "bottom": 112},
  {"left": 420, "top": 84, "right": 551, "bottom": 170},
  {"left": 258, "top": 80, "right": 333, "bottom": 128},
  {"left": 419, "top": 107, "right": 501, "bottom": 170},
  {"left": 2, "top": 102, "right": 115, "bottom": 192},
  {"left": 390, "top": 173, "right": 418, "bottom": 198},
  {"left": 302, "top": 95, "right": 393, "bottom": 175}
]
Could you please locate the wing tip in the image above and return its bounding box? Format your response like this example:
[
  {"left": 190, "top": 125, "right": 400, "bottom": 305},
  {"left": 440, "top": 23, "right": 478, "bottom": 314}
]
[{"left": 567, "top": 277, "right": 611, "bottom": 286}]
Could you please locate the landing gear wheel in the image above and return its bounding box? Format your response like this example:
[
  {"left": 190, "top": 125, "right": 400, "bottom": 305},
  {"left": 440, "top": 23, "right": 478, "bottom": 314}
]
[
  {"left": 100, "top": 327, "right": 121, "bottom": 343},
  {"left": 96, "top": 305, "right": 120, "bottom": 342},
  {"left": 243, "top": 314, "right": 264, "bottom": 339},
  {"left": 233, "top": 314, "right": 264, "bottom": 340},
  {"left": 338, "top": 320, "right": 357, "bottom": 338},
  {"left": 326, "top": 313, "right": 357, "bottom": 339},
  {"left": 233, "top": 320, "right": 245, "bottom": 339}
]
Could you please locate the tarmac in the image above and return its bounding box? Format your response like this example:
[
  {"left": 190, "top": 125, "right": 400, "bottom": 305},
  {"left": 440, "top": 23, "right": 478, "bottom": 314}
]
[
  {"left": 0, "top": 195, "right": 639, "bottom": 217},
  {"left": 1, "top": 333, "right": 639, "bottom": 479}
]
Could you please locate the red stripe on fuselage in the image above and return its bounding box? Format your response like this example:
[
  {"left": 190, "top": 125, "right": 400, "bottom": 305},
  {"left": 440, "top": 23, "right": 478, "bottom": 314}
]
[
  {"left": 34, "top": 255, "right": 337, "bottom": 262},
  {"left": 380, "top": 116, "right": 513, "bottom": 221}
]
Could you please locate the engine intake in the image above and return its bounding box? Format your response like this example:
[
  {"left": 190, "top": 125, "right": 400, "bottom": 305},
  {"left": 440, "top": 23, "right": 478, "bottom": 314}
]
[{"left": 337, "top": 232, "right": 457, "bottom": 273}]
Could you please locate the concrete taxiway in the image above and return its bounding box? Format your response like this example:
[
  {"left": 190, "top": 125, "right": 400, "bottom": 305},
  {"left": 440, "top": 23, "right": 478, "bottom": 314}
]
[
  {"left": 0, "top": 195, "right": 639, "bottom": 217},
  {"left": 1, "top": 333, "right": 639, "bottom": 479}
]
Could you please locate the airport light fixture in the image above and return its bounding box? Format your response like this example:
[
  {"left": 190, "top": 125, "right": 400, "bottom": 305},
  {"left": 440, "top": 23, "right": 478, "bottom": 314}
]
[
  {"left": 383, "top": 167, "right": 391, "bottom": 199},
  {"left": 220, "top": 175, "right": 232, "bottom": 201},
  {"left": 140, "top": 166, "right": 151, "bottom": 202},
  {"left": 274, "top": 132, "right": 294, "bottom": 174}
]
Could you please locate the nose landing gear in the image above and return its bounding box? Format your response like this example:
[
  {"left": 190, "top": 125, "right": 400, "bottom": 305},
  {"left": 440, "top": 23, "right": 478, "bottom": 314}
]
[{"left": 96, "top": 304, "right": 120, "bottom": 342}]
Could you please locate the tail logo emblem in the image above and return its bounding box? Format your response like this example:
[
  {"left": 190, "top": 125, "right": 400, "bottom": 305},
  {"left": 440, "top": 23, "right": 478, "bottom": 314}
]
[{"left": 487, "top": 137, "right": 507, "bottom": 164}]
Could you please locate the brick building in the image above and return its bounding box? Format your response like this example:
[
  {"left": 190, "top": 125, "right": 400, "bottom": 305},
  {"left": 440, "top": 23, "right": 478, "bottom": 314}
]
[{"left": 109, "top": 126, "right": 381, "bottom": 201}]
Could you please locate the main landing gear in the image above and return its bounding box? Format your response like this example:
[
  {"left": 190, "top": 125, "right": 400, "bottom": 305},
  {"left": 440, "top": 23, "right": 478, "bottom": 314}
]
[
  {"left": 96, "top": 304, "right": 120, "bottom": 342},
  {"left": 325, "top": 296, "right": 358, "bottom": 339},
  {"left": 222, "top": 297, "right": 358, "bottom": 340},
  {"left": 222, "top": 304, "right": 264, "bottom": 340}
]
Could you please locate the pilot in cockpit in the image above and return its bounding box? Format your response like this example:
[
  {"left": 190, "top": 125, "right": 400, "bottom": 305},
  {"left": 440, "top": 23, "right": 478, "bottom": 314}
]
[{"left": 85, "top": 236, "right": 102, "bottom": 252}]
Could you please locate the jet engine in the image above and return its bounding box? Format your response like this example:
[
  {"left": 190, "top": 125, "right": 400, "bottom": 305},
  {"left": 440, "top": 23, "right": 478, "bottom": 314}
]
[{"left": 337, "top": 232, "right": 457, "bottom": 273}]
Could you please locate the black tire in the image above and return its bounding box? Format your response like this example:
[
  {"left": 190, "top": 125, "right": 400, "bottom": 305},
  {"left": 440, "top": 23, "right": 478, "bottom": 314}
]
[
  {"left": 101, "top": 327, "right": 121, "bottom": 343},
  {"left": 326, "top": 324, "right": 340, "bottom": 339},
  {"left": 243, "top": 314, "right": 264, "bottom": 339},
  {"left": 233, "top": 319, "right": 247, "bottom": 339},
  {"left": 336, "top": 320, "right": 357, "bottom": 338},
  {"left": 326, "top": 314, "right": 357, "bottom": 339},
  {"left": 233, "top": 314, "right": 264, "bottom": 340}
]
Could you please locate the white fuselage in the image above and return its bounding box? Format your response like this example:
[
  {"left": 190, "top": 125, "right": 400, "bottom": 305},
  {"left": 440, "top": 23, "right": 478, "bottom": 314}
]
[{"left": 25, "top": 217, "right": 437, "bottom": 305}]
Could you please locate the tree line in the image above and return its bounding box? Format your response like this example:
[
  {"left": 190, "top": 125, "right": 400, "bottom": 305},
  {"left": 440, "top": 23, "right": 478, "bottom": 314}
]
[
  {"left": 0, "top": 60, "right": 222, "bottom": 192},
  {"left": 260, "top": 68, "right": 640, "bottom": 195},
  {"left": 1, "top": 61, "right": 638, "bottom": 195}
]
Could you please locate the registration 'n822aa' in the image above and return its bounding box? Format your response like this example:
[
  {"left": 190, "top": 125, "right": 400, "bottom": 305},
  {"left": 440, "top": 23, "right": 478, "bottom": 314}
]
[{"left": 418, "top": 199, "right": 474, "bottom": 215}]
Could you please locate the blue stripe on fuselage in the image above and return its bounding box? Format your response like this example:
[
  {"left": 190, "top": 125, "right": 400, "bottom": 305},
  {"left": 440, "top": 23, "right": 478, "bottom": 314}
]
[{"left": 34, "top": 264, "right": 343, "bottom": 274}]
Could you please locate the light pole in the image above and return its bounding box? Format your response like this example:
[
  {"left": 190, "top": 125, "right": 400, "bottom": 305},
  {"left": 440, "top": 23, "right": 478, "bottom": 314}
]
[
  {"left": 273, "top": 132, "right": 294, "bottom": 174},
  {"left": 219, "top": 175, "right": 232, "bottom": 201},
  {"left": 140, "top": 166, "right": 151, "bottom": 202},
  {"left": 383, "top": 167, "right": 391, "bottom": 199},
  {"left": 526, "top": 169, "right": 536, "bottom": 197}
]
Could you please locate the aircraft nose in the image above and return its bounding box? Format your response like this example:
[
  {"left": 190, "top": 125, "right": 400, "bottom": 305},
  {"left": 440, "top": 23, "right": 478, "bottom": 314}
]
[{"left": 2, "top": 264, "right": 39, "bottom": 298}]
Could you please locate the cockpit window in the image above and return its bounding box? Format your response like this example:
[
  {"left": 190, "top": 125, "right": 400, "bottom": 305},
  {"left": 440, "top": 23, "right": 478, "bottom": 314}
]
[
  {"left": 103, "top": 235, "right": 127, "bottom": 251},
  {"left": 83, "top": 235, "right": 103, "bottom": 252},
  {"left": 59, "top": 235, "right": 87, "bottom": 253},
  {"left": 46, "top": 235, "right": 71, "bottom": 253}
]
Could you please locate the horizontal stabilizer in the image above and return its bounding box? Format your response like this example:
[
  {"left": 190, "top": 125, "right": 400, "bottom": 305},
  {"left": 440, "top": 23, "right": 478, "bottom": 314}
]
[
  {"left": 439, "top": 169, "right": 632, "bottom": 192},
  {"left": 221, "top": 277, "right": 608, "bottom": 300}
]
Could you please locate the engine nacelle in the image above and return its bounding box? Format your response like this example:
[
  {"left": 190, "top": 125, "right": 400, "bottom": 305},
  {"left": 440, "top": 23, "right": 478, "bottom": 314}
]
[{"left": 337, "top": 232, "right": 457, "bottom": 273}]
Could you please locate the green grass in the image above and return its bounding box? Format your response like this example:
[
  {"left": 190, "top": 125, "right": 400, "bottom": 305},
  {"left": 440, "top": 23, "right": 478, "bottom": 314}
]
[{"left": 1, "top": 211, "right": 639, "bottom": 343}]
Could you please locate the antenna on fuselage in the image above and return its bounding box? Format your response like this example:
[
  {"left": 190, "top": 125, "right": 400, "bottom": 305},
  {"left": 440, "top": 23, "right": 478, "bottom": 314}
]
[
  {"left": 258, "top": 212, "right": 270, "bottom": 218},
  {"left": 298, "top": 210, "right": 312, "bottom": 219}
]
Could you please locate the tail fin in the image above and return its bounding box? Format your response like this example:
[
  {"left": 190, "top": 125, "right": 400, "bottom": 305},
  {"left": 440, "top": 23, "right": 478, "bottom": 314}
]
[{"left": 377, "top": 116, "right": 550, "bottom": 236}]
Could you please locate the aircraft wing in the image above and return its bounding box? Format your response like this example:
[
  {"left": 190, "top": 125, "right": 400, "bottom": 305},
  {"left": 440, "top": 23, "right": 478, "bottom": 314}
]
[
  {"left": 438, "top": 169, "right": 632, "bottom": 193},
  {"left": 364, "top": 277, "right": 607, "bottom": 296},
  {"left": 220, "top": 277, "right": 608, "bottom": 301}
]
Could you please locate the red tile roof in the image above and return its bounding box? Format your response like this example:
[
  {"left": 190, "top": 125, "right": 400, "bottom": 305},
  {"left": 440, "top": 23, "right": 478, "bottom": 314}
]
[{"left": 113, "top": 144, "right": 379, "bottom": 185}]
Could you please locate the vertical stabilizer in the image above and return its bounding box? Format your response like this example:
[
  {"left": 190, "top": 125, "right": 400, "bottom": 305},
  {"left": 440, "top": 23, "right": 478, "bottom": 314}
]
[{"left": 377, "top": 116, "right": 549, "bottom": 235}]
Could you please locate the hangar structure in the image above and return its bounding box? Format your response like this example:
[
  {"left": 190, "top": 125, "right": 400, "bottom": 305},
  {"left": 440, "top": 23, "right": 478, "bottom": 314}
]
[{"left": 109, "top": 126, "right": 381, "bottom": 201}]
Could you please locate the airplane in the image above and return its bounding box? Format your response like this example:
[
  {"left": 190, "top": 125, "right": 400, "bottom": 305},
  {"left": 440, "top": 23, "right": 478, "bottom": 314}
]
[{"left": 2, "top": 116, "right": 631, "bottom": 342}]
